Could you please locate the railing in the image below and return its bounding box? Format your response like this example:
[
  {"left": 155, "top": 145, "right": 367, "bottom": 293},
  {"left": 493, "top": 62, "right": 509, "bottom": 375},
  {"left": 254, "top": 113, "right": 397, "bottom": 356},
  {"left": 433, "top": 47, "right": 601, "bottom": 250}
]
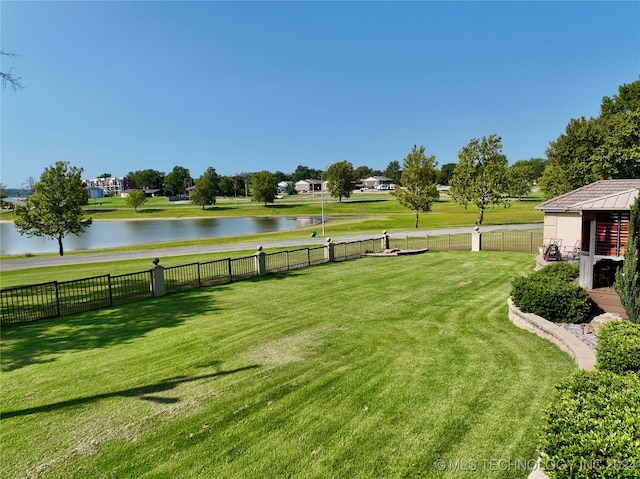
[{"left": 1, "top": 231, "right": 543, "bottom": 326}]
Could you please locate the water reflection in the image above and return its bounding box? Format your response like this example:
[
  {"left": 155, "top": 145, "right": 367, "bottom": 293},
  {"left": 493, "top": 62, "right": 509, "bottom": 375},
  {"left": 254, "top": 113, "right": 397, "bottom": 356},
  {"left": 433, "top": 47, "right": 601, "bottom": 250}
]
[{"left": 0, "top": 217, "right": 320, "bottom": 255}]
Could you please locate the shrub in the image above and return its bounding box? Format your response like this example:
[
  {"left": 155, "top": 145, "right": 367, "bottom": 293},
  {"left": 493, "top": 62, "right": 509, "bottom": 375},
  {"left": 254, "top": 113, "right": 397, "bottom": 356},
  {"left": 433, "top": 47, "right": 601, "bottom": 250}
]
[
  {"left": 533, "top": 262, "right": 580, "bottom": 283},
  {"left": 511, "top": 275, "right": 590, "bottom": 323},
  {"left": 596, "top": 321, "right": 640, "bottom": 374},
  {"left": 539, "top": 370, "right": 640, "bottom": 479}
]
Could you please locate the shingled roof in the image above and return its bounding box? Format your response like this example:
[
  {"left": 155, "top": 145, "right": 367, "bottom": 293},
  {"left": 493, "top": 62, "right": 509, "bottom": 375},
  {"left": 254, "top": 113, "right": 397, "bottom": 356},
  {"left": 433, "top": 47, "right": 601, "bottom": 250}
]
[{"left": 536, "top": 179, "right": 640, "bottom": 212}]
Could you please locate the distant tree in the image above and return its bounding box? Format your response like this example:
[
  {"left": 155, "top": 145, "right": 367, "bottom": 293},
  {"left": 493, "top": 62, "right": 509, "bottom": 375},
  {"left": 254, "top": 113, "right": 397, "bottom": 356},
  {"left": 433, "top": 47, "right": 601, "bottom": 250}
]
[
  {"left": 540, "top": 80, "right": 640, "bottom": 197},
  {"left": 537, "top": 163, "right": 574, "bottom": 200},
  {"left": 127, "top": 169, "right": 165, "bottom": 191},
  {"left": 325, "top": 161, "right": 355, "bottom": 203},
  {"left": 191, "top": 167, "right": 220, "bottom": 210},
  {"left": 97, "top": 173, "right": 112, "bottom": 178},
  {"left": 292, "top": 165, "right": 322, "bottom": 183},
  {"left": 125, "top": 189, "right": 147, "bottom": 212},
  {"left": 437, "top": 163, "right": 457, "bottom": 186},
  {"left": 23, "top": 176, "right": 36, "bottom": 195},
  {"left": 449, "top": 134, "right": 510, "bottom": 227},
  {"left": 615, "top": 195, "right": 640, "bottom": 323},
  {"left": 527, "top": 158, "right": 547, "bottom": 181},
  {"left": 252, "top": 170, "right": 278, "bottom": 205},
  {"left": 0, "top": 183, "right": 6, "bottom": 208},
  {"left": 14, "top": 161, "right": 92, "bottom": 256},
  {"left": 274, "top": 171, "right": 291, "bottom": 183},
  {"left": 1, "top": 50, "right": 22, "bottom": 90},
  {"left": 507, "top": 160, "right": 535, "bottom": 199},
  {"left": 354, "top": 165, "right": 374, "bottom": 182},
  {"left": 164, "top": 166, "right": 192, "bottom": 196},
  {"left": 285, "top": 183, "right": 297, "bottom": 195},
  {"left": 218, "top": 176, "right": 236, "bottom": 197},
  {"left": 384, "top": 161, "right": 402, "bottom": 184},
  {"left": 392, "top": 145, "right": 439, "bottom": 228}
]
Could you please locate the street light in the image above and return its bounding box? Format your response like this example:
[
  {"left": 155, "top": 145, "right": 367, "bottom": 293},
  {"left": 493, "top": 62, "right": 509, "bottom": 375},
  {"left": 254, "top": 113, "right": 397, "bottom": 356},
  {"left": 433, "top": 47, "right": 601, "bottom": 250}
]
[{"left": 321, "top": 162, "right": 333, "bottom": 237}]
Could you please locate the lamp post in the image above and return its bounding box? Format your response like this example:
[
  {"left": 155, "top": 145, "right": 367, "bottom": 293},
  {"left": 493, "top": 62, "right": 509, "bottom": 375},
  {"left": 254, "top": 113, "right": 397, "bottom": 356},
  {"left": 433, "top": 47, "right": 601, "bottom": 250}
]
[{"left": 321, "top": 162, "right": 333, "bottom": 237}]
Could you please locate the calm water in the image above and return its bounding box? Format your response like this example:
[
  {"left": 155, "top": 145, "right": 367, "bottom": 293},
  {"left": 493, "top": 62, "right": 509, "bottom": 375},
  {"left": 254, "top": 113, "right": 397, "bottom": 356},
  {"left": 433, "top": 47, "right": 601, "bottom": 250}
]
[{"left": 0, "top": 217, "right": 320, "bottom": 255}]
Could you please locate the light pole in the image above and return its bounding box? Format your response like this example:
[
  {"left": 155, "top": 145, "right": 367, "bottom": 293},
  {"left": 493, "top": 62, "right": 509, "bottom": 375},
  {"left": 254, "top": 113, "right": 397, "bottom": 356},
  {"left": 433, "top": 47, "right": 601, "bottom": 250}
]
[{"left": 321, "top": 162, "right": 333, "bottom": 237}]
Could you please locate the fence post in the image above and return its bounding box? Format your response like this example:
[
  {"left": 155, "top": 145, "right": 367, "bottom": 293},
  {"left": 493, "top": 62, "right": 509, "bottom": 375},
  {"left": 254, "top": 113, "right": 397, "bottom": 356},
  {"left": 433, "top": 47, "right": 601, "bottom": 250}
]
[
  {"left": 472, "top": 227, "right": 482, "bottom": 252},
  {"left": 382, "top": 230, "right": 390, "bottom": 250},
  {"left": 255, "top": 246, "right": 266, "bottom": 276},
  {"left": 149, "top": 258, "right": 166, "bottom": 297},
  {"left": 324, "top": 238, "right": 335, "bottom": 262}
]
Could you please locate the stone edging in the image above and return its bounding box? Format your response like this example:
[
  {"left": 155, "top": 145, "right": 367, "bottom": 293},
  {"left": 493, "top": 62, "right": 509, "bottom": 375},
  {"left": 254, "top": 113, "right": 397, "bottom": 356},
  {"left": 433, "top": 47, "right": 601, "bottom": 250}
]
[
  {"left": 507, "top": 298, "right": 596, "bottom": 479},
  {"left": 507, "top": 298, "right": 595, "bottom": 371}
]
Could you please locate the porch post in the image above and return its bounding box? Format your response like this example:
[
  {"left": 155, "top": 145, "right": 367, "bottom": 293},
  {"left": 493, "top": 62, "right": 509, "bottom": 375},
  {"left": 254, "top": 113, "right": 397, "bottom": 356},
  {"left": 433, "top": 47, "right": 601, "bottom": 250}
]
[{"left": 579, "top": 252, "right": 593, "bottom": 289}]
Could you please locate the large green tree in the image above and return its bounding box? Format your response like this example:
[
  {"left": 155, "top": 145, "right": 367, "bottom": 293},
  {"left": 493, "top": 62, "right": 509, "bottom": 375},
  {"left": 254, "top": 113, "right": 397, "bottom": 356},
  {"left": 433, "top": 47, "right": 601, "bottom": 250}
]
[
  {"left": 383, "top": 161, "right": 402, "bottom": 184},
  {"left": 292, "top": 165, "right": 322, "bottom": 183},
  {"left": 191, "top": 167, "right": 220, "bottom": 210},
  {"left": 615, "top": 195, "right": 640, "bottom": 323},
  {"left": 449, "top": 134, "right": 510, "bottom": 227},
  {"left": 164, "top": 166, "right": 192, "bottom": 196},
  {"left": 326, "top": 161, "right": 355, "bottom": 203},
  {"left": 540, "top": 80, "right": 640, "bottom": 198},
  {"left": 392, "top": 145, "right": 439, "bottom": 228},
  {"left": 14, "top": 161, "right": 92, "bottom": 256},
  {"left": 354, "top": 165, "right": 373, "bottom": 182},
  {"left": 507, "top": 160, "right": 536, "bottom": 199},
  {"left": 437, "top": 163, "right": 456, "bottom": 186},
  {"left": 127, "top": 169, "right": 165, "bottom": 192},
  {"left": 251, "top": 170, "right": 278, "bottom": 205}
]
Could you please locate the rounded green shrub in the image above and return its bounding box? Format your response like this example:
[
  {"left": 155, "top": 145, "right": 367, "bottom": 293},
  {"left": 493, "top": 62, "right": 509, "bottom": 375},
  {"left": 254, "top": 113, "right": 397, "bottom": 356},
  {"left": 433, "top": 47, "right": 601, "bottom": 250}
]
[
  {"left": 511, "top": 275, "right": 590, "bottom": 323},
  {"left": 539, "top": 370, "right": 640, "bottom": 479},
  {"left": 532, "top": 262, "right": 580, "bottom": 283},
  {"left": 596, "top": 321, "right": 640, "bottom": 374}
]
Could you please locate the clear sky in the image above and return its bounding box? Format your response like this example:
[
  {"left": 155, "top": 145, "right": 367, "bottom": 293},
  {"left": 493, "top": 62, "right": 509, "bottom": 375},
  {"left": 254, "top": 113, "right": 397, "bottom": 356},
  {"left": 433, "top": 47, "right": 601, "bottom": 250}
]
[{"left": 1, "top": 1, "right": 638, "bottom": 188}]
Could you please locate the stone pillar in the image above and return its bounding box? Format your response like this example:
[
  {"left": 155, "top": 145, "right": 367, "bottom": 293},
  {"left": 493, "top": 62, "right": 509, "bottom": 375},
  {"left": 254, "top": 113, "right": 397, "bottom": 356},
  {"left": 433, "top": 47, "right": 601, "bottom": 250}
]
[
  {"left": 255, "top": 246, "right": 266, "bottom": 276},
  {"left": 382, "top": 230, "right": 390, "bottom": 250},
  {"left": 324, "top": 238, "right": 335, "bottom": 262},
  {"left": 149, "top": 258, "right": 166, "bottom": 297},
  {"left": 472, "top": 226, "right": 482, "bottom": 252}
]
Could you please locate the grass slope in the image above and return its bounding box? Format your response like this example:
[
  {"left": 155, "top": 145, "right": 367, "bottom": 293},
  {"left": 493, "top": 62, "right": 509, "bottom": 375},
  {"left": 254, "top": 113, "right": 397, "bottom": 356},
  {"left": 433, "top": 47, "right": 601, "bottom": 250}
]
[{"left": 0, "top": 252, "right": 575, "bottom": 478}]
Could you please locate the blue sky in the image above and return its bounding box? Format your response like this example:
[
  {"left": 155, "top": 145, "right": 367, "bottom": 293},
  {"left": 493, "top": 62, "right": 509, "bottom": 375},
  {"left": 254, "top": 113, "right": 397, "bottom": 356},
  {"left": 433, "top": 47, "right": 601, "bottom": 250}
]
[{"left": 1, "top": 1, "right": 638, "bottom": 188}]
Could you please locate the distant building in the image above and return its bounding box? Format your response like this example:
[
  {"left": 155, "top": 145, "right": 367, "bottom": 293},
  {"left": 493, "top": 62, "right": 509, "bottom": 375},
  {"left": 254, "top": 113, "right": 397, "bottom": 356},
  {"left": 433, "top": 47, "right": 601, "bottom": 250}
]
[
  {"left": 362, "top": 176, "right": 394, "bottom": 189},
  {"left": 295, "top": 179, "right": 323, "bottom": 193},
  {"left": 84, "top": 177, "right": 137, "bottom": 196},
  {"left": 86, "top": 186, "right": 105, "bottom": 199}
]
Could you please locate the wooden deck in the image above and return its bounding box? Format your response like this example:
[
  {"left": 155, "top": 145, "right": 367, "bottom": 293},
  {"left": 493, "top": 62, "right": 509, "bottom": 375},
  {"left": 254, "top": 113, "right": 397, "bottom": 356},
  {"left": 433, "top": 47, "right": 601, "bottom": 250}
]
[{"left": 587, "top": 287, "right": 628, "bottom": 319}]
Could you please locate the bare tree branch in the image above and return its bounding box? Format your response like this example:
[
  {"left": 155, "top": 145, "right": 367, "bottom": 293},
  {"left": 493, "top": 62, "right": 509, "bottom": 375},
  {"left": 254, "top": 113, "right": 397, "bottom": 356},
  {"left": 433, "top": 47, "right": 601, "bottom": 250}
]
[{"left": 1, "top": 50, "right": 23, "bottom": 90}]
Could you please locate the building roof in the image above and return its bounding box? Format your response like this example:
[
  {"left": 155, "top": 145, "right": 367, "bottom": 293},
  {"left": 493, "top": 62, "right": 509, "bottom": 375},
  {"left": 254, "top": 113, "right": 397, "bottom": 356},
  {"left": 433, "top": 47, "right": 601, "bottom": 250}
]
[
  {"left": 363, "top": 176, "right": 394, "bottom": 182},
  {"left": 536, "top": 179, "right": 640, "bottom": 212}
]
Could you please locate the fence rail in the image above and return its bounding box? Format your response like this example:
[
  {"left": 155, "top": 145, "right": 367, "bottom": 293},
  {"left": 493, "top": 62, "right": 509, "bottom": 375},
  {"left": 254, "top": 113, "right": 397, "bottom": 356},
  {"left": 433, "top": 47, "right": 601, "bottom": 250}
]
[{"left": 1, "top": 231, "right": 543, "bottom": 326}]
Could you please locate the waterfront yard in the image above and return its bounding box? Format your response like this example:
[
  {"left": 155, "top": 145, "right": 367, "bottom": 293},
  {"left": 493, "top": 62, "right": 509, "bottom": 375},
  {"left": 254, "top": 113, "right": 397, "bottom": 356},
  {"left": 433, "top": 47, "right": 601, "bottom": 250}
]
[{"left": 1, "top": 251, "right": 575, "bottom": 478}]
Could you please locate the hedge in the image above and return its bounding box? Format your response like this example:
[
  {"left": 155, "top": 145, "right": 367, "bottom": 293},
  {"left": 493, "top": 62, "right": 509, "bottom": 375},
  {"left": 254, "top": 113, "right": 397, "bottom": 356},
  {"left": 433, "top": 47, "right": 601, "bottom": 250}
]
[
  {"left": 539, "top": 370, "right": 640, "bottom": 479},
  {"left": 596, "top": 321, "right": 640, "bottom": 374}
]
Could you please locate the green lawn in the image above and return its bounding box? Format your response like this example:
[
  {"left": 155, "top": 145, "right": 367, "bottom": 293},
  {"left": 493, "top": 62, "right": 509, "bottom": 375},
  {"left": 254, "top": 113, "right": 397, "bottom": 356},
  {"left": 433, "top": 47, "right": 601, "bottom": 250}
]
[{"left": 1, "top": 251, "right": 576, "bottom": 478}]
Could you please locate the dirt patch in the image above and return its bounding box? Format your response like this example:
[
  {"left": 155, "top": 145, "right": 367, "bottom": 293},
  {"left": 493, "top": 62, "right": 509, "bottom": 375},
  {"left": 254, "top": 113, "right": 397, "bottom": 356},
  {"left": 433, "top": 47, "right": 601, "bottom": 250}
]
[{"left": 245, "top": 326, "right": 336, "bottom": 366}]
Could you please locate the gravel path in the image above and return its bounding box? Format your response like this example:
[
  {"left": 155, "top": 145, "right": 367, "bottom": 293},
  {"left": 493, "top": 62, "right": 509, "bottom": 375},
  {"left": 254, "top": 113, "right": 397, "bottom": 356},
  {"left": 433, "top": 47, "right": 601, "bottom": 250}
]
[{"left": 559, "top": 323, "right": 598, "bottom": 352}]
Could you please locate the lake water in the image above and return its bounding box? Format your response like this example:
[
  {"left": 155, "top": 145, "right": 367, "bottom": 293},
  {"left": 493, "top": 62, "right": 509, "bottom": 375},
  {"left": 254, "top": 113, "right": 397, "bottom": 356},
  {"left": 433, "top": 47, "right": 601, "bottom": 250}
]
[{"left": 0, "top": 217, "right": 321, "bottom": 256}]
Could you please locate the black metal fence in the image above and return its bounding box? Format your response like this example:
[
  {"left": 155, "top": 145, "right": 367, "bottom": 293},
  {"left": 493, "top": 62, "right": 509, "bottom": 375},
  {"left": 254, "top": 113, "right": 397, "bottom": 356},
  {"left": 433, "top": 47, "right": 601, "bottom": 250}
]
[{"left": 0, "top": 231, "right": 542, "bottom": 326}]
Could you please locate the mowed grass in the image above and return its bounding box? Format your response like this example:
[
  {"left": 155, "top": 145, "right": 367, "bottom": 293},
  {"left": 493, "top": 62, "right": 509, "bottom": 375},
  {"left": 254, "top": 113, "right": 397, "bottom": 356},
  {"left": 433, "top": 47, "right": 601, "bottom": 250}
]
[{"left": 0, "top": 252, "right": 575, "bottom": 479}]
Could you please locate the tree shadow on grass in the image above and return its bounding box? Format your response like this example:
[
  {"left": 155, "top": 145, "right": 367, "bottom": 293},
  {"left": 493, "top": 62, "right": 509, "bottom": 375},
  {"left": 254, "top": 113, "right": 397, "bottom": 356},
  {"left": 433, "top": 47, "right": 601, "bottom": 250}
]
[
  {"left": 1, "top": 363, "right": 260, "bottom": 419},
  {"left": 1, "top": 288, "right": 225, "bottom": 372}
]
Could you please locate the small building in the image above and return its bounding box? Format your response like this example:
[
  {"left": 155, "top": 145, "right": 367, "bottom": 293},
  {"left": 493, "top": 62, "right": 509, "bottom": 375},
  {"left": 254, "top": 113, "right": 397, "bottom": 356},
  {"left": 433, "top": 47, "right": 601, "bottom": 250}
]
[
  {"left": 536, "top": 179, "right": 640, "bottom": 290},
  {"left": 295, "top": 179, "right": 323, "bottom": 194},
  {"left": 362, "top": 176, "right": 394, "bottom": 189},
  {"left": 86, "top": 186, "right": 105, "bottom": 199}
]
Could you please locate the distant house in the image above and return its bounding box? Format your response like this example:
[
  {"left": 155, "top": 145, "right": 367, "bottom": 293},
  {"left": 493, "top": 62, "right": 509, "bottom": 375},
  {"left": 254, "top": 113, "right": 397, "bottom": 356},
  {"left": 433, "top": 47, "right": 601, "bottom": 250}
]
[
  {"left": 362, "top": 176, "right": 394, "bottom": 189},
  {"left": 295, "top": 179, "right": 323, "bottom": 193},
  {"left": 536, "top": 179, "right": 640, "bottom": 290}
]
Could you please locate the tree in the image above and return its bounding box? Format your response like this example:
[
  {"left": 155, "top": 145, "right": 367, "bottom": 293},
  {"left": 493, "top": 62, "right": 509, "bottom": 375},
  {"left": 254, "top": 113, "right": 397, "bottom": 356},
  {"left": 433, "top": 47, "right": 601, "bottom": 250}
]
[
  {"left": 392, "top": 145, "right": 439, "bottom": 228},
  {"left": 191, "top": 167, "right": 219, "bottom": 210},
  {"left": 0, "top": 183, "right": 6, "bottom": 208},
  {"left": 163, "top": 166, "right": 192, "bottom": 196},
  {"left": 615, "top": 195, "right": 640, "bottom": 323},
  {"left": 437, "top": 163, "right": 456, "bottom": 186},
  {"left": 285, "top": 183, "right": 297, "bottom": 195},
  {"left": 383, "top": 161, "right": 402, "bottom": 184},
  {"left": 1, "top": 50, "right": 22, "bottom": 90},
  {"left": 292, "top": 165, "right": 322, "bottom": 183},
  {"left": 14, "top": 161, "right": 92, "bottom": 256},
  {"left": 251, "top": 170, "right": 277, "bottom": 205},
  {"left": 449, "top": 134, "right": 510, "bottom": 227},
  {"left": 23, "top": 176, "right": 36, "bottom": 195},
  {"left": 125, "top": 189, "right": 147, "bottom": 212},
  {"left": 507, "top": 160, "right": 535, "bottom": 199},
  {"left": 97, "top": 173, "right": 112, "bottom": 178},
  {"left": 127, "top": 169, "right": 165, "bottom": 192},
  {"left": 218, "top": 176, "right": 236, "bottom": 197},
  {"left": 354, "top": 165, "right": 373, "bottom": 182},
  {"left": 540, "top": 80, "right": 640, "bottom": 197},
  {"left": 326, "top": 161, "right": 355, "bottom": 203}
]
